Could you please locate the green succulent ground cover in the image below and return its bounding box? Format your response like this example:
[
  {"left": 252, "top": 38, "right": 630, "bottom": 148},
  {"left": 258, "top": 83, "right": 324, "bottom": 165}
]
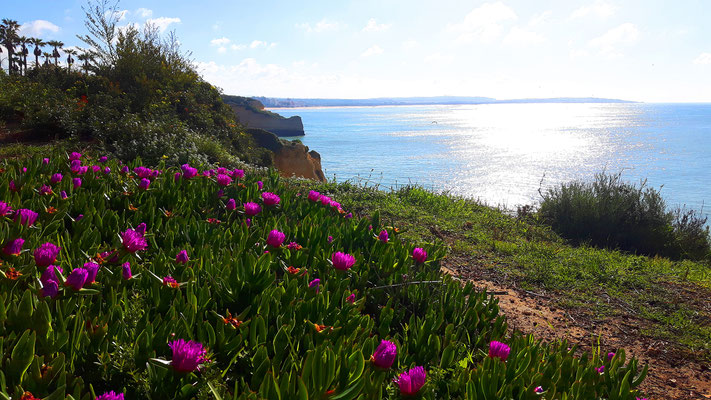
[
  {"left": 0, "top": 154, "right": 649, "bottom": 399},
  {"left": 305, "top": 181, "right": 711, "bottom": 363}
]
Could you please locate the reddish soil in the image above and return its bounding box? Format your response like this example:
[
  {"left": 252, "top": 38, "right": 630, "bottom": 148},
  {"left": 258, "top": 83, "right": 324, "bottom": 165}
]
[{"left": 442, "top": 259, "right": 711, "bottom": 400}]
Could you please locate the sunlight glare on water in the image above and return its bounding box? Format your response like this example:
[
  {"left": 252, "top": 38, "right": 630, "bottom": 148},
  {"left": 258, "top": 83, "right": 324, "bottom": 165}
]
[{"left": 275, "top": 103, "right": 709, "bottom": 217}]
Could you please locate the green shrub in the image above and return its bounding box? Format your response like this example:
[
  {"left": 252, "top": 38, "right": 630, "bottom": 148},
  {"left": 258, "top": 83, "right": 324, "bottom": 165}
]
[{"left": 539, "top": 172, "right": 710, "bottom": 260}]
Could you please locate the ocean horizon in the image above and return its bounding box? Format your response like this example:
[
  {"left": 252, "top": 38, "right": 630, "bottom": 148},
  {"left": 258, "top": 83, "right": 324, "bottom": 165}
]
[{"left": 273, "top": 102, "right": 710, "bottom": 221}]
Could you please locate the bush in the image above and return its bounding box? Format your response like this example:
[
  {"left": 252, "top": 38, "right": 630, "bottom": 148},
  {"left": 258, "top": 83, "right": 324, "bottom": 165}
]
[{"left": 539, "top": 172, "right": 710, "bottom": 260}]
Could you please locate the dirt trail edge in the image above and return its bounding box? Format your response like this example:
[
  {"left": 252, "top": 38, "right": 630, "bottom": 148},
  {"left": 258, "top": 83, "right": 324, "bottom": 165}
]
[{"left": 441, "top": 263, "right": 711, "bottom": 400}]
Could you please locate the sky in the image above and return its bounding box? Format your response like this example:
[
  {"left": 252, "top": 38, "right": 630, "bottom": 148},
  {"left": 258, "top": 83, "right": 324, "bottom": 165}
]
[{"left": 3, "top": 0, "right": 711, "bottom": 102}]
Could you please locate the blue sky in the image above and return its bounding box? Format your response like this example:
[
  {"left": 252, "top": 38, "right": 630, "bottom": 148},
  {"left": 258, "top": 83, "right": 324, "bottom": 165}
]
[{"left": 4, "top": 0, "right": 711, "bottom": 102}]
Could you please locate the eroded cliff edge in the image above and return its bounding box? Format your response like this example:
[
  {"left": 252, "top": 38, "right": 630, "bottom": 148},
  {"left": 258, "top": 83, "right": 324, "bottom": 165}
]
[
  {"left": 223, "top": 95, "right": 305, "bottom": 136},
  {"left": 246, "top": 128, "right": 325, "bottom": 182}
]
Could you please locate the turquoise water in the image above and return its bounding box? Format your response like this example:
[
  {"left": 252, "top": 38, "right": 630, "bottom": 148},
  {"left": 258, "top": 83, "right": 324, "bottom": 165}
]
[{"left": 273, "top": 103, "right": 710, "bottom": 219}]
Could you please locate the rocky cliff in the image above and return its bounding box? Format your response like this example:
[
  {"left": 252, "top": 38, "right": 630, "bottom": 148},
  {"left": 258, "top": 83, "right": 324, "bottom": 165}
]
[
  {"left": 246, "top": 129, "right": 325, "bottom": 182},
  {"left": 223, "top": 96, "right": 305, "bottom": 136}
]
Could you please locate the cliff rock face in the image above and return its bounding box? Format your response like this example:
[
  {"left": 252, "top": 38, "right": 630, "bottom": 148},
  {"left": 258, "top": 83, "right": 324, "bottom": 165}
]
[
  {"left": 228, "top": 99, "right": 305, "bottom": 136},
  {"left": 246, "top": 129, "right": 325, "bottom": 182}
]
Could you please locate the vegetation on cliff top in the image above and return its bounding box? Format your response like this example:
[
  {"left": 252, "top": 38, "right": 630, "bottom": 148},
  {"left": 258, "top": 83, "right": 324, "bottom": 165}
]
[{"left": 0, "top": 7, "right": 272, "bottom": 168}]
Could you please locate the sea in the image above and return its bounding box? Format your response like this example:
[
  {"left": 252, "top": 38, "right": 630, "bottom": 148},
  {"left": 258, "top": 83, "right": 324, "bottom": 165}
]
[{"left": 273, "top": 103, "right": 710, "bottom": 220}]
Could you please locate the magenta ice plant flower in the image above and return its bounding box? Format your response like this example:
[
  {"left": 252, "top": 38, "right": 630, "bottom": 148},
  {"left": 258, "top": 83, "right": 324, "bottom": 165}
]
[
  {"left": 244, "top": 202, "right": 261, "bottom": 216},
  {"left": 320, "top": 196, "right": 331, "bottom": 206},
  {"left": 346, "top": 293, "right": 356, "bottom": 304},
  {"left": 95, "top": 390, "right": 125, "bottom": 400},
  {"left": 488, "top": 341, "right": 511, "bottom": 361},
  {"left": 394, "top": 366, "right": 426, "bottom": 396},
  {"left": 226, "top": 198, "right": 236, "bottom": 211},
  {"left": 371, "top": 340, "right": 397, "bottom": 368},
  {"left": 40, "top": 279, "right": 59, "bottom": 298},
  {"left": 266, "top": 230, "right": 286, "bottom": 247},
  {"left": 327, "top": 236, "right": 333, "bottom": 243},
  {"left": 261, "top": 192, "right": 280, "bottom": 206},
  {"left": 534, "top": 386, "right": 544, "bottom": 394},
  {"left": 84, "top": 262, "right": 100, "bottom": 284},
  {"left": 596, "top": 365, "right": 605, "bottom": 374},
  {"left": 331, "top": 252, "right": 356, "bottom": 271},
  {"left": 233, "top": 169, "right": 245, "bottom": 179},
  {"left": 69, "top": 152, "right": 82, "bottom": 161},
  {"left": 41, "top": 265, "right": 63, "bottom": 284},
  {"left": 135, "top": 222, "right": 147, "bottom": 236},
  {"left": 308, "top": 190, "right": 321, "bottom": 202},
  {"left": 50, "top": 173, "right": 63, "bottom": 184},
  {"left": 308, "top": 278, "right": 320, "bottom": 292},
  {"left": 412, "top": 247, "right": 427, "bottom": 264},
  {"left": 181, "top": 164, "right": 198, "bottom": 179},
  {"left": 176, "top": 250, "right": 190, "bottom": 264},
  {"left": 121, "top": 229, "right": 148, "bottom": 253},
  {"left": 169, "top": 339, "right": 207, "bottom": 373},
  {"left": 14, "top": 209, "right": 38, "bottom": 226},
  {"left": 257, "top": 180, "right": 263, "bottom": 190},
  {"left": 216, "top": 173, "right": 232, "bottom": 186},
  {"left": 378, "top": 230, "right": 389, "bottom": 243},
  {"left": 34, "top": 242, "right": 61, "bottom": 267},
  {"left": 39, "top": 184, "right": 52, "bottom": 195},
  {"left": 122, "top": 262, "right": 132, "bottom": 280},
  {"left": 98, "top": 156, "right": 108, "bottom": 163},
  {"left": 73, "top": 177, "right": 82, "bottom": 189},
  {"left": 42, "top": 157, "right": 50, "bottom": 164},
  {"left": 3, "top": 238, "right": 24, "bottom": 256},
  {"left": 134, "top": 166, "right": 153, "bottom": 178},
  {"left": 60, "top": 190, "right": 68, "bottom": 199},
  {"left": 65, "top": 268, "right": 88, "bottom": 290},
  {"left": 138, "top": 178, "right": 151, "bottom": 190},
  {"left": 0, "top": 202, "right": 12, "bottom": 216}
]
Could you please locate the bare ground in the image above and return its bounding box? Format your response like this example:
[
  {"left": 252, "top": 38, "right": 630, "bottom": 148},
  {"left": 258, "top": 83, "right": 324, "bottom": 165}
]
[{"left": 442, "top": 258, "right": 711, "bottom": 400}]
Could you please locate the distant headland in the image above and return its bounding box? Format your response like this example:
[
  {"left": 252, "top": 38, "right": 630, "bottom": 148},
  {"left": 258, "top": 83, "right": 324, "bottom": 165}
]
[{"left": 250, "top": 96, "right": 637, "bottom": 108}]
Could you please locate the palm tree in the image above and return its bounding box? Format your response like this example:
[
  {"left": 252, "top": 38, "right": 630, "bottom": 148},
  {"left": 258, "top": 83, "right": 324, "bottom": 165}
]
[
  {"left": 64, "top": 48, "right": 76, "bottom": 71},
  {"left": 31, "top": 38, "right": 44, "bottom": 69},
  {"left": 77, "top": 51, "right": 93, "bottom": 74},
  {"left": 18, "top": 36, "right": 29, "bottom": 75},
  {"left": 47, "top": 40, "right": 64, "bottom": 66},
  {"left": 1, "top": 19, "right": 20, "bottom": 74},
  {"left": 42, "top": 52, "right": 52, "bottom": 67}
]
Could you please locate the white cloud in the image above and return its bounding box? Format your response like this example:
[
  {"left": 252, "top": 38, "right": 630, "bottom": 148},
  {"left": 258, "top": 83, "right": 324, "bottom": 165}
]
[
  {"left": 296, "top": 19, "right": 342, "bottom": 33},
  {"left": 694, "top": 53, "right": 711, "bottom": 65},
  {"left": 146, "top": 17, "right": 181, "bottom": 32},
  {"left": 231, "top": 44, "right": 247, "bottom": 51},
  {"left": 447, "top": 2, "right": 517, "bottom": 44},
  {"left": 503, "top": 27, "right": 545, "bottom": 46},
  {"left": 402, "top": 40, "right": 418, "bottom": 49},
  {"left": 589, "top": 23, "right": 639, "bottom": 57},
  {"left": 19, "top": 20, "right": 61, "bottom": 37},
  {"left": 424, "top": 52, "right": 454, "bottom": 65},
  {"left": 570, "top": 1, "right": 616, "bottom": 19},
  {"left": 529, "top": 10, "right": 552, "bottom": 27},
  {"left": 136, "top": 8, "right": 153, "bottom": 18},
  {"left": 362, "top": 18, "right": 391, "bottom": 32},
  {"left": 361, "top": 45, "right": 384, "bottom": 57},
  {"left": 211, "top": 37, "right": 231, "bottom": 46}
]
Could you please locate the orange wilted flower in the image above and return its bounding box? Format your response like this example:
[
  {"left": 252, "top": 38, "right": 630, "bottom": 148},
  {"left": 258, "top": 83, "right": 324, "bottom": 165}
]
[
  {"left": 20, "top": 392, "right": 40, "bottom": 400},
  {"left": 45, "top": 206, "right": 57, "bottom": 214},
  {"left": 163, "top": 210, "right": 174, "bottom": 218},
  {"left": 6, "top": 267, "right": 21, "bottom": 280},
  {"left": 128, "top": 204, "right": 138, "bottom": 211},
  {"left": 222, "top": 311, "right": 242, "bottom": 328},
  {"left": 314, "top": 323, "right": 332, "bottom": 333},
  {"left": 76, "top": 95, "right": 88, "bottom": 110},
  {"left": 206, "top": 218, "right": 221, "bottom": 224}
]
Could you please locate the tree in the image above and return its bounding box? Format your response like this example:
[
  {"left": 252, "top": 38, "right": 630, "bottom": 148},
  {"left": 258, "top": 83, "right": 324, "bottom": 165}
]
[
  {"left": 77, "top": 0, "right": 122, "bottom": 67},
  {"left": 31, "top": 38, "right": 44, "bottom": 69},
  {"left": 18, "top": 36, "right": 29, "bottom": 75},
  {"left": 47, "top": 40, "right": 64, "bottom": 65},
  {"left": 0, "top": 19, "right": 20, "bottom": 74},
  {"left": 64, "top": 48, "right": 76, "bottom": 71}
]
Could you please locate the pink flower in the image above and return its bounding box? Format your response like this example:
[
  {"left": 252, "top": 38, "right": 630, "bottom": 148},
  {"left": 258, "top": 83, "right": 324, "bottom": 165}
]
[
  {"left": 50, "top": 173, "right": 63, "bottom": 184},
  {"left": 226, "top": 198, "right": 236, "bottom": 211},
  {"left": 176, "top": 250, "right": 190, "bottom": 264},
  {"left": 488, "top": 341, "right": 510, "bottom": 361},
  {"left": 14, "top": 209, "right": 38, "bottom": 226},
  {"left": 308, "top": 190, "right": 321, "bottom": 202},
  {"left": 138, "top": 178, "right": 151, "bottom": 190},
  {"left": 42, "top": 157, "right": 50, "bottom": 164},
  {"left": 216, "top": 174, "right": 232, "bottom": 186},
  {"left": 331, "top": 252, "right": 356, "bottom": 271},
  {"left": 371, "top": 340, "right": 397, "bottom": 368},
  {"left": 122, "top": 262, "right": 132, "bottom": 280},
  {"left": 379, "top": 230, "right": 389, "bottom": 243},
  {"left": 0, "top": 202, "right": 12, "bottom": 216},
  {"left": 412, "top": 247, "right": 427, "bottom": 264},
  {"left": 121, "top": 229, "right": 148, "bottom": 253},
  {"left": 34, "top": 242, "right": 61, "bottom": 267},
  {"left": 169, "top": 339, "right": 207, "bottom": 373},
  {"left": 309, "top": 278, "right": 320, "bottom": 292},
  {"left": 266, "top": 230, "right": 286, "bottom": 247},
  {"left": 261, "top": 192, "right": 280, "bottom": 206},
  {"left": 394, "top": 366, "right": 426, "bottom": 396},
  {"left": 65, "top": 268, "right": 88, "bottom": 290},
  {"left": 244, "top": 202, "right": 261, "bottom": 216},
  {"left": 320, "top": 196, "right": 331, "bottom": 206},
  {"left": 3, "top": 238, "right": 24, "bottom": 256},
  {"left": 346, "top": 293, "right": 356, "bottom": 304}
]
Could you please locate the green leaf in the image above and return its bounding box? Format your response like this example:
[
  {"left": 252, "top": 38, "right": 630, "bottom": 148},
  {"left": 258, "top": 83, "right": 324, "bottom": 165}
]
[{"left": 9, "top": 329, "right": 35, "bottom": 385}]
